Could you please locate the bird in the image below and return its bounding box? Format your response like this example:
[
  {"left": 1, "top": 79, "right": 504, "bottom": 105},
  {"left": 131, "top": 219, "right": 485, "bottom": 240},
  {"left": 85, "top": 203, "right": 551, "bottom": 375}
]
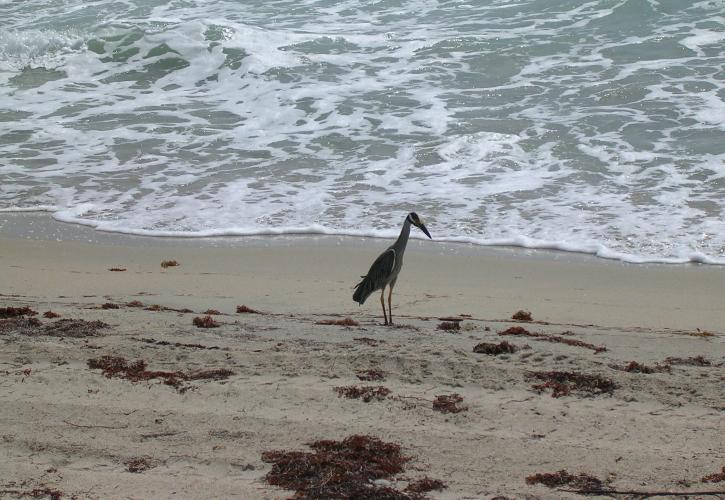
[{"left": 353, "top": 212, "right": 432, "bottom": 325}]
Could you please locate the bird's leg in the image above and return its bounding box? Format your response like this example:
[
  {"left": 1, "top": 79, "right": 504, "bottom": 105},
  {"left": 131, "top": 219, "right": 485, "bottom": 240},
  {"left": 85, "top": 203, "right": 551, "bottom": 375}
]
[
  {"left": 387, "top": 284, "right": 394, "bottom": 326},
  {"left": 380, "top": 288, "right": 388, "bottom": 325}
]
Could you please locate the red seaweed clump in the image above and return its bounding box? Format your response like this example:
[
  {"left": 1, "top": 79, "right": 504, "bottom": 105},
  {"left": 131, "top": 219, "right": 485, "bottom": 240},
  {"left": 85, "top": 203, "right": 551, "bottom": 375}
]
[
  {"left": 316, "top": 318, "right": 359, "bottom": 326},
  {"left": 526, "top": 469, "right": 603, "bottom": 490},
  {"left": 87, "top": 355, "right": 233, "bottom": 391},
  {"left": 432, "top": 393, "right": 468, "bottom": 414},
  {"left": 512, "top": 310, "right": 533, "bottom": 321},
  {"left": 193, "top": 315, "right": 220, "bottom": 328},
  {"left": 473, "top": 341, "right": 518, "bottom": 355},
  {"left": 262, "top": 435, "right": 412, "bottom": 499},
  {"left": 335, "top": 385, "right": 391, "bottom": 403},
  {"left": 0, "top": 306, "right": 38, "bottom": 318},
  {"left": 527, "top": 371, "right": 616, "bottom": 398}
]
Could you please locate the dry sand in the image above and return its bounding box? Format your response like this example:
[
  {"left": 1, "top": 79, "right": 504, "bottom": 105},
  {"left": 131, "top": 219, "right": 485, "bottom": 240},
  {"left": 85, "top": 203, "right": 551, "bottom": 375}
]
[{"left": 1, "top": 215, "right": 724, "bottom": 499}]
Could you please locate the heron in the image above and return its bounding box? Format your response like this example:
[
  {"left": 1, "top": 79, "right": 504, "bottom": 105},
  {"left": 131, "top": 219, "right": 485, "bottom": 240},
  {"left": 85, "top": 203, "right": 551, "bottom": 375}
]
[{"left": 353, "top": 212, "right": 432, "bottom": 325}]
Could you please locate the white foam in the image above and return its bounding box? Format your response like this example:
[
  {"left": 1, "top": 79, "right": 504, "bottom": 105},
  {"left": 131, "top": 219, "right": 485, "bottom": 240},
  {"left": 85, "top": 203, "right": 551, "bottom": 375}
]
[
  {"left": 680, "top": 28, "right": 725, "bottom": 56},
  {"left": 2, "top": 0, "right": 725, "bottom": 266}
]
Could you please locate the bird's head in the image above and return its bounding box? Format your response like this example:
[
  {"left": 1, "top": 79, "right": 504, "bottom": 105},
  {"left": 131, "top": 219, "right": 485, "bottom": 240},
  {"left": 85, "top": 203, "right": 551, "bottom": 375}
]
[{"left": 407, "top": 212, "right": 432, "bottom": 239}]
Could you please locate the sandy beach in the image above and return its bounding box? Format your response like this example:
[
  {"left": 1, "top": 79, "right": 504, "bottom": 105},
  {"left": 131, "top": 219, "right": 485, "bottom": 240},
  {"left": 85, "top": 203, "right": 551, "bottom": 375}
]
[{"left": 1, "top": 214, "right": 723, "bottom": 499}]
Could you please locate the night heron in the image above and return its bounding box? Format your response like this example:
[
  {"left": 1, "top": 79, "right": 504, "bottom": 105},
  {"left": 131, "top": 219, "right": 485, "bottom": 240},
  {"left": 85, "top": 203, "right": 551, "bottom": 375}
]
[{"left": 353, "top": 212, "right": 432, "bottom": 325}]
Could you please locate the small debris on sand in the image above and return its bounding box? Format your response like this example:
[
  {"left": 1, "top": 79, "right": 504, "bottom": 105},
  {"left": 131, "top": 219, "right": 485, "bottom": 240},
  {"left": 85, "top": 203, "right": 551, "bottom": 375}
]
[
  {"left": 160, "top": 260, "right": 179, "bottom": 269},
  {"left": 437, "top": 321, "right": 460, "bottom": 331},
  {"left": 202, "top": 309, "right": 222, "bottom": 315},
  {"left": 526, "top": 469, "right": 604, "bottom": 490},
  {"left": 42, "top": 311, "right": 60, "bottom": 318},
  {"left": 316, "top": 318, "right": 359, "bottom": 326},
  {"left": 512, "top": 310, "right": 533, "bottom": 322},
  {"left": 335, "top": 385, "right": 391, "bottom": 402},
  {"left": 131, "top": 337, "right": 221, "bottom": 350},
  {"left": 356, "top": 369, "right": 386, "bottom": 381},
  {"left": 43, "top": 319, "right": 109, "bottom": 338},
  {"left": 664, "top": 355, "right": 711, "bottom": 366},
  {"left": 0, "top": 317, "right": 42, "bottom": 334},
  {"left": 0, "top": 306, "right": 38, "bottom": 318},
  {"left": 126, "top": 300, "right": 144, "bottom": 308},
  {"left": 405, "top": 477, "right": 447, "bottom": 494},
  {"left": 473, "top": 341, "right": 518, "bottom": 355},
  {"left": 610, "top": 361, "right": 670, "bottom": 374},
  {"left": 499, "top": 327, "right": 606, "bottom": 353},
  {"left": 108, "top": 267, "right": 126, "bottom": 272},
  {"left": 527, "top": 371, "right": 616, "bottom": 398},
  {"left": 354, "top": 337, "right": 383, "bottom": 346},
  {"left": 125, "top": 457, "right": 156, "bottom": 473},
  {"left": 236, "top": 304, "right": 262, "bottom": 314},
  {"left": 193, "top": 315, "right": 220, "bottom": 328},
  {"left": 702, "top": 465, "right": 725, "bottom": 483},
  {"left": 688, "top": 328, "right": 715, "bottom": 338},
  {"left": 102, "top": 303, "right": 120, "bottom": 309},
  {"left": 433, "top": 393, "right": 467, "bottom": 414},
  {"left": 87, "top": 355, "right": 233, "bottom": 391},
  {"left": 146, "top": 304, "right": 193, "bottom": 313}
]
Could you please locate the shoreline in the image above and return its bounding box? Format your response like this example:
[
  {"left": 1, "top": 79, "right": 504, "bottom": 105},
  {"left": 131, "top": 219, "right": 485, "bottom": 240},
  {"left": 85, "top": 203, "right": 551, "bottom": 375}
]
[
  {"left": 2, "top": 213, "right": 725, "bottom": 331},
  {"left": 2, "top": 211, "right": 723, "bottom": 266}
]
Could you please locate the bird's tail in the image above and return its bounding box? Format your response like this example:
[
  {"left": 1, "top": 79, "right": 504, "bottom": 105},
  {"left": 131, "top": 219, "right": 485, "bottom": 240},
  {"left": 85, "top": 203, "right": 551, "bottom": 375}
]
[{"left": 353, "top": 275, "right": 375, "bottom": 305}]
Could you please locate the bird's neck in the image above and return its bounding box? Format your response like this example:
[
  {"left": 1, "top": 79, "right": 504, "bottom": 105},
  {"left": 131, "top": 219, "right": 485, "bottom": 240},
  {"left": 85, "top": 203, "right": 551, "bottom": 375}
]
[{"left": 394, "top": 218, "right": 411, "bottom": 250}]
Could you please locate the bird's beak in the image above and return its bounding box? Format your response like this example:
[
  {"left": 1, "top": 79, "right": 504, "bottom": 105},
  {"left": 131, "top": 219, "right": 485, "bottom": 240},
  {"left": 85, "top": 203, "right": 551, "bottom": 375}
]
[{"left": 418, "top": 223, "right": 432, "bottom": 239}]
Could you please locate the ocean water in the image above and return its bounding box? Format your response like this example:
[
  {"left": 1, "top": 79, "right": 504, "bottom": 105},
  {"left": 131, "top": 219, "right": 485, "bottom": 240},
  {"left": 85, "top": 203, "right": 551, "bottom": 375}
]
[{"left": 1, "top": 0, "right": 724, "bottom": 264}]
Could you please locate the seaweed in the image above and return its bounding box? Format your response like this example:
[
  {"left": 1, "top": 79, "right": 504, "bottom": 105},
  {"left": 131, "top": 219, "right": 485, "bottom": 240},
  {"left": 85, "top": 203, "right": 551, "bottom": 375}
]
[
  {"left": 0, "top": 317, "right": 42, "bottom": 334},
  {"left": 354, "top": 337, "right": 383, "bottom": 346},
  {"left": 1, "top": 318, "right": 108, "bottom": 338},
  {"left": 689, "top": 328, "right": 715, "bottom": 338},
  {"left": 664, "top": 355, "right": 711, "bottom": 366},
  {"left": 126, "top": 300, "right": 144, "bottom": 308},
  {"left": 405, "top": 477, "right": 446, "bottom": 494},
  {"left": 0, "top": 486, "right": 64, "bottom": 499},
  {"left": 42, "top": 311, "right": 60, "bottom": 318},
  {"left": 160, "top": 260, "right": 179, "bottom": 268},
  {"left": 473, "top": 341, "right": 518, "bottom": 355},
  {"left": 512, "top": 310, "right": 532, "bottom": 321},
  {"left": 87, "top": 355, "right": 233, "bottom": 391},
  {"left": 356, "top": 369, "right": 386, "bottom": 381},
  {"left": 236, "top": 304, "right": 263, "bottom": 314},
  {"left": 335, "top": 385, "right": 391, "bottom": 402},
  {"left": 499, "top": 327, "right": 606, "bottom": 353},
  {"left": 527, "top": 371, "right": 616, "bottom": 398},
  {"left": 610, "top": 361, "right": 670, "bottom": 374},
  {"left": 193, "top": 315, "right": 220, "bottom": 328},
  {"left": 262, "top": 434, "right": 413, "bottom": 499},
  {"left": 499, "top": 326, "right": 531, "bottom": 336},
  {"left": 526, "top": 469, "right": 603, "bottom": 490},
  {"left": 702, "top": 466, "right": 725, "bottom": 483},
  {"left": 0, "top": 306, "right": 38, "bottom": 318},
  {"left": 43, "top": 319, "right": 109, "bottom": 338},
  {"left": 203, "top": 309, "right": 222, "bottom": 315},
  {"left": 131, "top": 337, "right": 220, "bottom": 350},
  {"left": 125, "top": 457, "right": 156, "bottom": 473},
  {"left": 432, "top": 393, "right": 467, "bottom": 414},
  {"left": 145, "top": 304, "right": 193, "bottom": 313},
  {"left": 102, "top": 302, "right": 120, "bottom": 309},
  {"left": 316, "top": 318, "right": 359, "bottom": 326},
  {"left": 108, "top": 267, "right": 126, "bottom": 272},
  {"left": 437, "top": 321, "right": 460, "bottom": 331}
]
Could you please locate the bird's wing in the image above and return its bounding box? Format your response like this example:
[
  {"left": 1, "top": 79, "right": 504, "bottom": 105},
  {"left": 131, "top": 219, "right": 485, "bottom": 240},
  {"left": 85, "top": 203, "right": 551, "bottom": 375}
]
[
  {"left": 366, "top": 248, "right": 396, "bottom": 283},
  {"left": 353, "top": 248, "right": 396, "bottom": 304}
]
